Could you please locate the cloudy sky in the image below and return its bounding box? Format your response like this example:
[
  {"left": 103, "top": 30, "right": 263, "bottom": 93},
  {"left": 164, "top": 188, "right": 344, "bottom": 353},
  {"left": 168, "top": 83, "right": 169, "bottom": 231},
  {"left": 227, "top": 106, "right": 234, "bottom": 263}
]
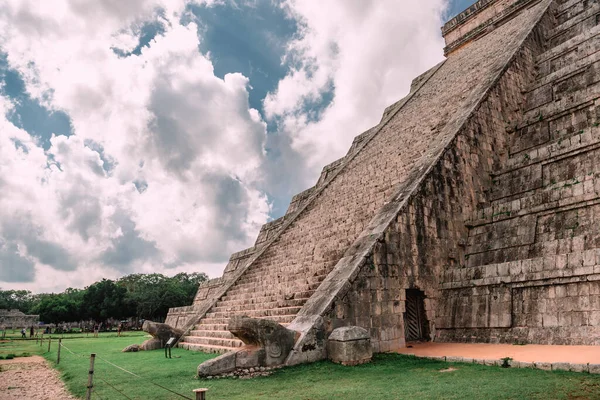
[{"left": 0, "top": 0, "right": 474, "bottom": 293}]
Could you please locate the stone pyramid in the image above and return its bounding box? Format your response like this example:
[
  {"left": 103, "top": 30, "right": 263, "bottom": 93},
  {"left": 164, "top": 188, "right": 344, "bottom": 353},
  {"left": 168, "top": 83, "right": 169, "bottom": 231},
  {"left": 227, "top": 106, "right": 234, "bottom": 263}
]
[{"left": 166, "top": 0, "right": 600, "bottom": 366}]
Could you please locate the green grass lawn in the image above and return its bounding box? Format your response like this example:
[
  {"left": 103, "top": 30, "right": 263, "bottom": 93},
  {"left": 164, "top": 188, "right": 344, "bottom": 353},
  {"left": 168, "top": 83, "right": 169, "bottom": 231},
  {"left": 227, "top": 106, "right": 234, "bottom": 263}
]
[{"left": 3, "top": 335, "right": 600, "bottom": 399}]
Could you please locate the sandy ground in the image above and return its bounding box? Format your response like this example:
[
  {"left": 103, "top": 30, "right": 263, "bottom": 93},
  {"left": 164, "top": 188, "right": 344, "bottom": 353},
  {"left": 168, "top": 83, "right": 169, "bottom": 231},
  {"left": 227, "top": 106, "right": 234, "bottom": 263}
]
[
  {"left": 0, "top": 356, "right": 75, "bottom": 400},
  {"left": 396, "top": 342, "right": 600, "bottom": 364}
]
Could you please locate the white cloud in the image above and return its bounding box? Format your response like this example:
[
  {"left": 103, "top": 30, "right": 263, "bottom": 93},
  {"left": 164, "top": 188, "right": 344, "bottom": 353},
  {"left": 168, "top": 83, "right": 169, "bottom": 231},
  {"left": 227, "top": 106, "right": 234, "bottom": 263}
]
[
  {"left": 0, "top": 0, "right": 449, "bottom": 293},
  {"left": 0, "top": 0, "right": 270, "bottom": 292},
  {"left": 264, "top": 0, "right": 447, "bottom": 173}
]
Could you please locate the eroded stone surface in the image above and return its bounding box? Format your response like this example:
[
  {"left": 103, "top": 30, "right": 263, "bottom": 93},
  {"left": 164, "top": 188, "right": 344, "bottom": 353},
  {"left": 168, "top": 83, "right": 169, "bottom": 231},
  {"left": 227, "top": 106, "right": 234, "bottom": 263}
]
[
  {"left": 327, "top": 327, "right": 372, "bottom": 366},
  {"left": 169, "top": 0, "right": 600, "bottom": 369}
]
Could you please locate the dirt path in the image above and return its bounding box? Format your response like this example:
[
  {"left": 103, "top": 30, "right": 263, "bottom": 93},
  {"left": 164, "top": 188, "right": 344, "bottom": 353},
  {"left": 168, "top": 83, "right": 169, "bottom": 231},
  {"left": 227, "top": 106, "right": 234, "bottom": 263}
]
[
  {"left": 397, "top": 342, "right": 600, "bottom": 364},
  {"left": 0, "top": 355, "right": 75, "bottom": 399}
]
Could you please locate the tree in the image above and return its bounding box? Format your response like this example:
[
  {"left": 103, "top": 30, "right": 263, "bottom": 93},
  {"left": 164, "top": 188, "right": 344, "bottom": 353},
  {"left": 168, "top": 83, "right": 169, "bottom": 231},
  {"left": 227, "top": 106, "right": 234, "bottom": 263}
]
[
  {"left": 82, "top": 279, "right": 129, "bottom": 321},
  {"left": 30, "top": 288, "right": 84, "bottom": 323},
  {"left": 0, "top": 290, "right": 35, "bottom": 313},
  {"left": 117, "top": 272, "right": 207, "bottom": 321}
]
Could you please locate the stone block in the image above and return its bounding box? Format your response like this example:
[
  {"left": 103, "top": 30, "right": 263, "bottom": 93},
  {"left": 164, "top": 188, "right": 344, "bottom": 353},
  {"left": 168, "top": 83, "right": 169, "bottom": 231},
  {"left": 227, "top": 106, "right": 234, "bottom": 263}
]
[
  {"left": 235, "top": 348, "right": 266, "bottom": 369},
  {"left": 198, "top": 352, "right": 237, "bottom": 377},
  {"left": 589, "top": 364, "right": 600, "bottom": 374},
  {"left": 570, "top": 363, "right": 589, "bottom": 373},
  {"left": 535, "top": 362, "right": 552, "bottom": 371},
  {"left": 551, "top": 362, "right": 570, "bottom": 371},
  {"left": 327, "top": 326, "right": 372, "bottom": 366}
]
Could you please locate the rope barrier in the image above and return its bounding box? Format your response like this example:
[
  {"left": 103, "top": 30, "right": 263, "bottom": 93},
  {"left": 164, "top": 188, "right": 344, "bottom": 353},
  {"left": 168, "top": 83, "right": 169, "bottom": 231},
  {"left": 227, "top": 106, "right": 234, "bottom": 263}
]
[
  {"left": 57, "top": 342, "right": 192, "bottom": 400},
  {"left": 94, "top": 354, "right": 193, "bottom": 400},
  {"left": 58, "top": 342, "right": 86, "bottom": 358},
  {"left": 95, "top": 375, "right": 133, "bottom": 400}
]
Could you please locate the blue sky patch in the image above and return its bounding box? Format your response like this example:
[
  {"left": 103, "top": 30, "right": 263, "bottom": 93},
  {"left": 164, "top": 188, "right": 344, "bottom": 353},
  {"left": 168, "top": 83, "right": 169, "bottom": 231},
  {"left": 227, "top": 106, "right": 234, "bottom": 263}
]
[
  {"left": 187, "top": 0, "right": 297, "bottom": 118},
  {"left": 0, "top": 54, "right": 72, "bottom": 149},
  {"left": 112, "top": 19, "right": 166, "bottom": 58},
  {"left": 446, "top": 0, "right": 478, "bottom": 20}
]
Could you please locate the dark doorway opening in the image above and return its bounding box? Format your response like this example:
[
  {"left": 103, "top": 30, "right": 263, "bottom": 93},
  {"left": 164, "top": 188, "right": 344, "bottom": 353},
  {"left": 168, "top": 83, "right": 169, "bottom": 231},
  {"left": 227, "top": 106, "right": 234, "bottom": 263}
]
[{"left": 403, "top": 289, "right": 430, "bottom": 342}]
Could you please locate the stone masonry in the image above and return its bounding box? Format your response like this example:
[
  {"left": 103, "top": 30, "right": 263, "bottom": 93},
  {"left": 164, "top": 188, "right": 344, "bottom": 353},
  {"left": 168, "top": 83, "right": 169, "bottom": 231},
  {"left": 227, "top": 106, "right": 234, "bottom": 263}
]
[
  {"left": 0, "top": 309, "right": 39, "bottom": 329},
  {"left": 166, "top": 0, "right": 600, "bottom": 367}
]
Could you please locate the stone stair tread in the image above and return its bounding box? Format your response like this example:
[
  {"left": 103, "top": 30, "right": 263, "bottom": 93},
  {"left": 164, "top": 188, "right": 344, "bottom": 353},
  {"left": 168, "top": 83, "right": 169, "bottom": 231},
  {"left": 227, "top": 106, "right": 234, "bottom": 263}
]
[
  {"left": 546, "top": 3, "right": 600, "bottom": 39},
  {"left": 179, "top": 342, "right": 237, "bottom": 354},
  {"left": 530, "top": 48, "right": 600, "bottom": 90},
  {"left": 537, "top": 24, "right": 600, "bottom": 64}
]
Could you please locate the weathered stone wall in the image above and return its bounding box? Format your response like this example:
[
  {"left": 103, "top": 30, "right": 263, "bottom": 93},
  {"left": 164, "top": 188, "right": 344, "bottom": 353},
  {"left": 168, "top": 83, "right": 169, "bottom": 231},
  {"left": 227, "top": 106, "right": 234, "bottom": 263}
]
[
  {"left": 284, "top": 0, "right": 554, "bottom": 364},
  {"left": 443, "top": 0, "right": 541, "bottom": 55},
  {"left": 172, "top": 0, "right": 600, "bottom": 360},
  {"left": 322, "top": 6, "right": 551, "bottom": 353},
  {"left": 437, "top": 0, "right": 600, "bottom": 344},
  {"left": 0, "top": 309, "right": 39, "bottom": 328}
]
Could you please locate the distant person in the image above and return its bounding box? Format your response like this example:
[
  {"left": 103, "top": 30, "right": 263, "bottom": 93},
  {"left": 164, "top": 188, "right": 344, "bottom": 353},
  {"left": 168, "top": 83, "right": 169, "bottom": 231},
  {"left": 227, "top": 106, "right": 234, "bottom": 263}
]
[
  {"left": 30, "top": 326, "right": 34, "bottom": 338},
  {"left": 93, "top": 323, "right": 99, "bottom": 338},
  {"left": 21, "top": 328, "right": 26, "bottom": 338},
  {"left": 117, "top": 323, "right": 122, "bottom": 337}
]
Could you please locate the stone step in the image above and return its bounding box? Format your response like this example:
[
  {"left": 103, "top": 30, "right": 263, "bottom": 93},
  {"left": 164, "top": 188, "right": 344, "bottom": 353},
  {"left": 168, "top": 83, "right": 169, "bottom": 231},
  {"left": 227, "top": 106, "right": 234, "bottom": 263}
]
[
  {"left": 469, "top": 173, "right": 600, "bottom": 228},
  {"left": 225, "top": 280, "right": 323, "bottom": 297},
  {"left": 192, "top": 323, "right": 227, "bottom": 331},
  {"left": 178, "top": 342, "right": 236, "bottom": 354},
  {"left": 181, "top": 335, "right": 243, "bottom": 348},
  {"left": 446, "top": 249, "right": 600, "bottom": 289},
  {"left": 220, "top": 290, "right": 315, "bottom": 303},
  {"left": 537, "top": 24, "right": 600, "bottom": 68},
  {"left": 490, "top": 137, "right": 600, "bottom": 202},
  {"left": 514, "top": 93, "right": 600, "bottom": 158},
  {"left": 189, "top": 330, "right": 236, "bottom": 339},
  {"left": 523, "top": 59, "right": 600, "bottom": 112},
  {"left": 466, "top": 218, "right": 600, "bottom": 268},
  {"left": 530, "top": 48, "right": 600, "bottom": 96},
  {"left": 232, "top": 273, "right": 325, "bottom": 290},
  {"left": 555, "top": 0, "right": 598, "bottom": 25},
  {"left": 197, "top": 315, "right": 296, "bottom": 326},
  {"left": 240, "top": 265, "right": 330, "bottom": 281},
  {"left": 205, "top": 306, "right": 302, "bottom": 320},
  {"left": 505, "top": 123, "right": 600, "bottom": 172},
  {"left": 213, "top": 298, "right": 308, "bottom": 313},
  {"left": 546, "top": 3, "right": 600, "bottom": 48}
]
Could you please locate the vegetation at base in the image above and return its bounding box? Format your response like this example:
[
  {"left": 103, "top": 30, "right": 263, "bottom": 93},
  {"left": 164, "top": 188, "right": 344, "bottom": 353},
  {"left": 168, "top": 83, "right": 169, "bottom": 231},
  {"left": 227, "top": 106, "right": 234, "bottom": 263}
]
[
  {"left": 0, "top": 272, "right": 207, "bottom": 323},
  {"left": 3, "top": 335, "right": 598, "bottom": 399}
]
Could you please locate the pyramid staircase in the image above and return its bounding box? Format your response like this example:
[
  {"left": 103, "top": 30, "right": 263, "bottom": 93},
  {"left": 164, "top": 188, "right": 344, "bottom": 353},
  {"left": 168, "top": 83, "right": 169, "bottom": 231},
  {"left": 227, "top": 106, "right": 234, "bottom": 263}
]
[
  {"left": 171, "top": 0, "right": 600, "bottom": 353},
  {"left": 179, "top": 269, "right": 326, "bottom": 353}
]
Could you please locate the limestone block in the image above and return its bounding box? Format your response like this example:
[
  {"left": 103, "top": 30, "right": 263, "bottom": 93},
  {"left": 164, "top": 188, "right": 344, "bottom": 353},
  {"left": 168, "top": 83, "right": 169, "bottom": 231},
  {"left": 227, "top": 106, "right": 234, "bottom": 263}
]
[
  {"left": 235, "top": 348, "right": 266, "bottom": 369},
  {"left": 142, "top": 320, "right": 183, "bottom": 346},
  {"left": 551, "top": 362, "right": 570, "bottom": 371},
  {"left": 228, "top": 316, "right": 296, "bottom": 366},
  {"left": 570, "top": 363, "right": 589, "bottom": 373},
  {"left": 327, "top": 326, "right": 372, "bottom": 366},
  {"left": 589, "top": 364, "right": 600, "bottom": 374},
  {"left": 122, "top": 344, "right": 141, "bottom": 352},
  {"left": 535, "top": 362, "right": 552, "bottom": 371},
  {"left": 139, "top": 338, "right": 162, "bottom": 351},
  {"left": 197, "top": 352, "right": 237, "bottom": 377}
]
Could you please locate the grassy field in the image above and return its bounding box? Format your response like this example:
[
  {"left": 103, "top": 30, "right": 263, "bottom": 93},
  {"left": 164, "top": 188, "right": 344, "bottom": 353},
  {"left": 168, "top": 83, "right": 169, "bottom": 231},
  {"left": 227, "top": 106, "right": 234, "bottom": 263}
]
[{"left": 2, "top": 334, "right": 600, "bottom": 399}]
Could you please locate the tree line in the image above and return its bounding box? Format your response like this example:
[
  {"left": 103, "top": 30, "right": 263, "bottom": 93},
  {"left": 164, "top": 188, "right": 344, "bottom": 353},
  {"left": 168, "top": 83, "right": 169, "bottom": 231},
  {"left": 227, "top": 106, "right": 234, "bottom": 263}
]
[{"left": 0, "top": 272, "right": 207, "bottom": 324}]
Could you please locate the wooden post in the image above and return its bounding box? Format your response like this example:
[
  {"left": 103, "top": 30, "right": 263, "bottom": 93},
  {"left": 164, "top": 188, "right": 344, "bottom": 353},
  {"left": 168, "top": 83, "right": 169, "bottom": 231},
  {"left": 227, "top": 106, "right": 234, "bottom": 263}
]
[
  {"left": 57, "top": 339, "right": 62, "bottom": 364},
  {"left": 193, "top": 388, "right": 208, "bottom": 400},
  {"left": 48, "top": 338, "right": 52, "bottom": 353},
  {"left": 86, "top": 353, "right": 96, "bottom": 400}
]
